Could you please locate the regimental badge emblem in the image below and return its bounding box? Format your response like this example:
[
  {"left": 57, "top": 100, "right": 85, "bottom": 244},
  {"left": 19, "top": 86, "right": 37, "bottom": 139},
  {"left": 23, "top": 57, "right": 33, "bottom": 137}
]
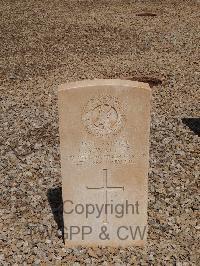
[{"left": 82, "top": 95, "right": 126, "bottom": 137}]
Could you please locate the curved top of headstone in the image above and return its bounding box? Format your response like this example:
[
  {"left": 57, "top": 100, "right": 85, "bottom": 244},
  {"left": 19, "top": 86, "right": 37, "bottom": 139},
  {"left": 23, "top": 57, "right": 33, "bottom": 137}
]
[{"left": 58, "top": 79, "right": 151, "bottom": 91}]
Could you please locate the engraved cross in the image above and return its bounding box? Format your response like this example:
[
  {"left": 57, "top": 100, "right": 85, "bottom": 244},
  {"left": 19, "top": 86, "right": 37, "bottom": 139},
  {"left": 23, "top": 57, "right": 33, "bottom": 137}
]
[{"left": 86, "top": 169, "right": 124, "bottom": 223}]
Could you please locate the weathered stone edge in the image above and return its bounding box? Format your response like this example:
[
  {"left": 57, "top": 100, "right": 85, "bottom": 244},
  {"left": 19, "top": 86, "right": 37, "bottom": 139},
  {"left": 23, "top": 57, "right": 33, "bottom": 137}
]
[{"left": 58, "top": 79, "right": 151, "bottom": 92}]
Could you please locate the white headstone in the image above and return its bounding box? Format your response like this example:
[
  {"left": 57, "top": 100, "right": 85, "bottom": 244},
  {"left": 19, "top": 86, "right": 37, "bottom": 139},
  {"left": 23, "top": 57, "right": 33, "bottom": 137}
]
[{"left": 58, "top": 79, "right": 151, "bottom": 247}]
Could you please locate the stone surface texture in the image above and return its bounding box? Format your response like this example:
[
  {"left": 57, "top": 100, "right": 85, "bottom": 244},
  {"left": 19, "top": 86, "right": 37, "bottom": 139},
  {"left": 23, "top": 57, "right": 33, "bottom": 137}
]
[{"left": 0, "top": 0, "right": 199, "bottom": 265}]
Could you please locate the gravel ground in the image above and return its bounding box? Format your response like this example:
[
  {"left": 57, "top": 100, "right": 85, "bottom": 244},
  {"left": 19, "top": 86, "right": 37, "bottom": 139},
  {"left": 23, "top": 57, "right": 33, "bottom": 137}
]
[{"left": 0, "top": 0, "right": 200, "bottom": 265}]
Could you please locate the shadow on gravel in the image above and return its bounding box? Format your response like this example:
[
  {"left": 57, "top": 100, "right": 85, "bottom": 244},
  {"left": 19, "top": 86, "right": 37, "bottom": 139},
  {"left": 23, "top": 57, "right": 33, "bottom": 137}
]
[
  {"left": 47, "top": 187, "right": 64, "bottom": 241},
  {"left": 136, "top": 13, "right": 157, "bottom": 17},
  {"left": 125, "top": 76, "right": 162, "bottom": 87},
  {"left": 182, "top": 118, "right": 200, "bottom": 137},
  {"left": 103, "top": 75, "right": 163, "bottom": 88}
]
